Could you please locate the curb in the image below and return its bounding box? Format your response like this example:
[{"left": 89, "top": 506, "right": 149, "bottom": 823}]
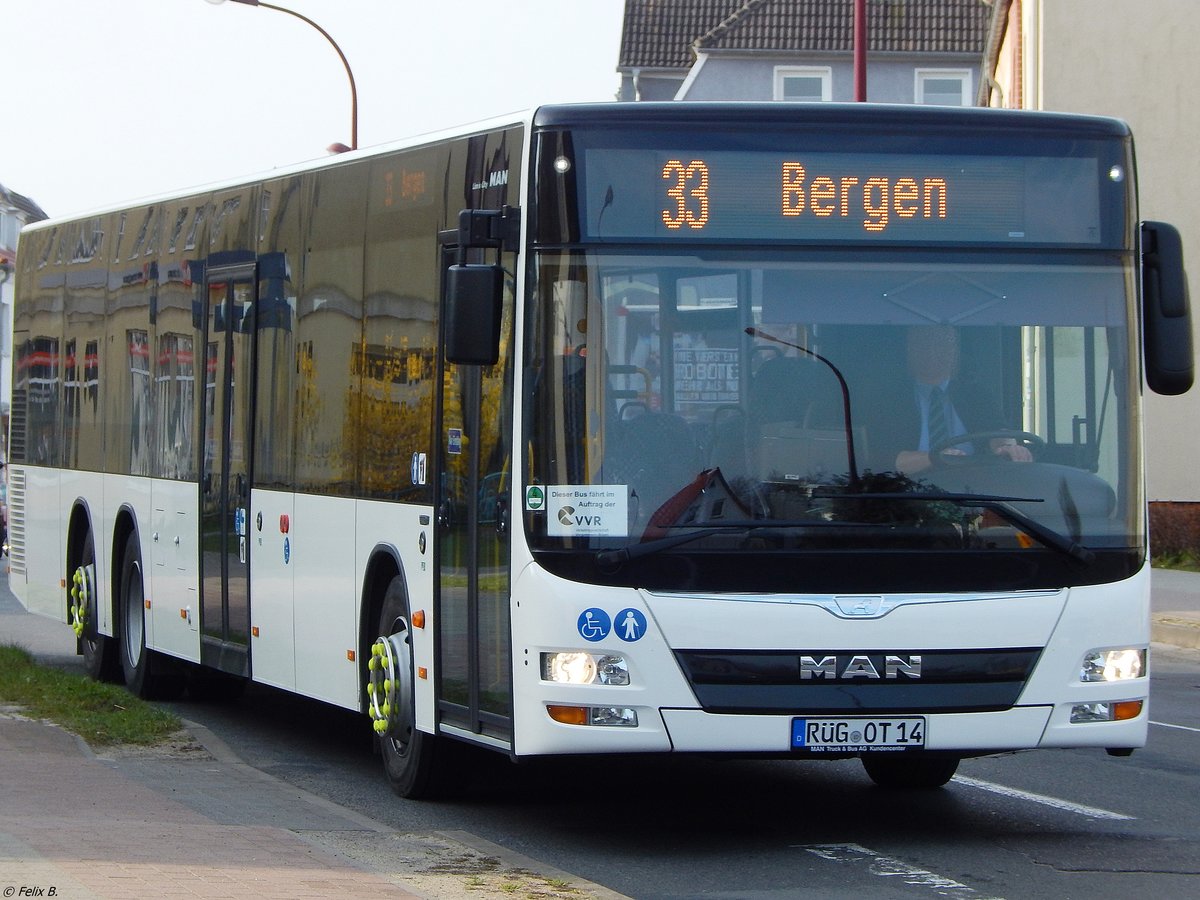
[
  {"left": 176, "top": 718, "right": 632, "bottom": 900},
  {"left": 1152, "top": 613, "right": 1200, "bottom": 651}
]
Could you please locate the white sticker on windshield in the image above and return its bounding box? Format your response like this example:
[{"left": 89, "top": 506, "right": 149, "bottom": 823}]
[{"left": 546, "top": 485, "right": 629, "bottom": 537}]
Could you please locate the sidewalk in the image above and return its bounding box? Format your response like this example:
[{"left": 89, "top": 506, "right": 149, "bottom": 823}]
[
  {"left": 1149, "top": 567, "right": 1200, "bottom": 650},
  {"left": 0, "top": 580, "right": 624, "bottom": 900}
]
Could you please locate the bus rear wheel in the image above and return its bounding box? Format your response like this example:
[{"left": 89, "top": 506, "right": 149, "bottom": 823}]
[
  {"left": 73, "top": 530, "right": 121, "bottom": 682},
  {"left": 862, "top": 754, "right": 960, "bottom": 789},
  {"left": 118, "top": 532, "right": 185, "bottom": 700},
  {"left": 370, "top": 575, "right": 440, "bottom": 799}
]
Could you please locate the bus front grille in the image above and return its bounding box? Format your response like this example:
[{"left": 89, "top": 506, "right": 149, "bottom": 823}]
[{"left": 674, "top": 648, "right": 1041, "bottom": 715}]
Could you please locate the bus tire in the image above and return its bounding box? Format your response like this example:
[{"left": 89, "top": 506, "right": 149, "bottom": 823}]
[
  {"left": 861, "top": 754, "right": 959, "bottom": 789},
  {"left": 74, "top": 529, "right": 121, "bottom": 683},
  {"left": 118, "top": 532, "right": 185, "bottom": 700},
  {"left": 371, "top": 575, "right": 440, "bottom": 799}
]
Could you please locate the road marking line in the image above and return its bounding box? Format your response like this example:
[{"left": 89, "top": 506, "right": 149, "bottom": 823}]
[
  {"left": 799, "top": 843, "right": 1005, "bottom": 899},
  {"left": 1151, "top": 720, "right": 1200, "bottom": 733},
  {"left": 951, "top": 775, "right": 1134, "bottom": 820}
]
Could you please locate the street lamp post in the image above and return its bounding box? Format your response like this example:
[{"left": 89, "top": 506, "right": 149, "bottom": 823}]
[{"left": 205, "top": 0, "right": 358, "bottom": 151}]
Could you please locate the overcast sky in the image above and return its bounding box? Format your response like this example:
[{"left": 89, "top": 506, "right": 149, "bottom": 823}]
[{"left": 3, "top": 0, "right": 626, "bottom": 220}]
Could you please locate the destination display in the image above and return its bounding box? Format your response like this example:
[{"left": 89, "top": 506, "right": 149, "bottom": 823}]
[{"left": 581, "top": 148, "right": 1109, "bottom": 246}]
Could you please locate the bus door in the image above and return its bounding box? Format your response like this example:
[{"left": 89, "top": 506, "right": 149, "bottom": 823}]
[
  {"left": 199, "top": 260, "right": 256, "bottom": 676},
  {"left": 434, "top": 239, "right": 514, "bottom": 747}
]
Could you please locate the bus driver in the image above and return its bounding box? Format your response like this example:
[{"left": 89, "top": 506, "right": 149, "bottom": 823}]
[{"left": 879, "top": 324, "right": 1034, "bottom": 475}]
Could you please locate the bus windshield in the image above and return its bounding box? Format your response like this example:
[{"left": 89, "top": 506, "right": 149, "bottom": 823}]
[{"left": 523, "top": 248, "right": 1141, "bottom": 593}]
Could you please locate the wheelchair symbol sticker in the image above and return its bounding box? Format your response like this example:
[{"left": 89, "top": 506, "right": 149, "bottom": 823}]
[
  {"left": 577, "top": 608, "right": 611, "bottom": 642},
  {"left": 615, "top": 608, "right": 647, "bottom": 642}
]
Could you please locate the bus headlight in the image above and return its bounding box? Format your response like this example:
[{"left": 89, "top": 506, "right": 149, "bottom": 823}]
[
  {"left": 542, "top": 652, "right": 630, "bottom": 685},
  {"left": 1080, "top": 648, "right": 1146, "bottom": 682}
]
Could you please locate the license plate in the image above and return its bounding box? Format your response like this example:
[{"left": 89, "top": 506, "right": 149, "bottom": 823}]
[{"left": 791, "top": 716, "right": 926, "bottom": 752}]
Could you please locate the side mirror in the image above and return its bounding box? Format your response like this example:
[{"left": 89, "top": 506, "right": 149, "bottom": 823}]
[
  {"left": 1142, "top": 221, "right": 1193, "bottom": 395},
  {"left": 445, "top": 264, "right": 503, "bottom": 366}
]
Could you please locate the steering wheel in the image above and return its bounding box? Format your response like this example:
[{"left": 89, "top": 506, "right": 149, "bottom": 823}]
[{"left": 929, "top": 430, "right": 1045, "bottom": 465}]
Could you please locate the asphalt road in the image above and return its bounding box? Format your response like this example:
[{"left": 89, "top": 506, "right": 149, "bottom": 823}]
[{"left": 153, "top": 641, "right": 1200, "bottom": 899}]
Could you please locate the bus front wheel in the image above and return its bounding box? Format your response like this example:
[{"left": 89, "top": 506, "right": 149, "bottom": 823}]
[
  {"left": 862, "top": 754, "right": 959, "bottom": 789},
  {"left": 371, "top": 575, "right": 440, "bottom": 799}
]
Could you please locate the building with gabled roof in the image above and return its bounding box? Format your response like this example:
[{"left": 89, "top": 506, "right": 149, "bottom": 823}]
[{"left": 618, "top": 0, "right": 991, "bottom": 104}]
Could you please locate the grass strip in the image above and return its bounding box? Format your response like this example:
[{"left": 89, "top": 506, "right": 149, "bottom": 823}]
[
  {"left": 0, "top": 644, "right": 182, "bottom": 746},
  {"left": 1153, "top": 552, "right": 1200, "bottom": 573}
]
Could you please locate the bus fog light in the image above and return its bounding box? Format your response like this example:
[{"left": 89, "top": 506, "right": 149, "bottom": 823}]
[
  {"left": 546, "top": 705, "right": 638, "bottom": 727},
  {"left": 590, "top": 706, "right": 638, "bottom": 727},
  {"left": 1071, "top": 702, "right": 1113, "bottom": 723},
  {"left": 541, "top": 652, "right": 629, "bottom": 685},
  {"left": 1080, "top": 648, "right": 1145, "bottom": 682},
  {"left": 1070, "top": 700, "right": 1143, "bottom": 723}
]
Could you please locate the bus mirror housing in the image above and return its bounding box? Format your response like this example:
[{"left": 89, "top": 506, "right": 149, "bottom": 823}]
[
  {"left": 1141, "top": 221, "right": 1194, "bottom": 395},
  {"left": 446, "top": 263, "right": 503, "bottom": 366},
  {"left": 446, "top": 206, "right": 520, "bottom": 366}
]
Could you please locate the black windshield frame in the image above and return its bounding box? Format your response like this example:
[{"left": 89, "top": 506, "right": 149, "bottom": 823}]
[{"left": 521, "top": 105, "right": 1143, "bottom": 593}]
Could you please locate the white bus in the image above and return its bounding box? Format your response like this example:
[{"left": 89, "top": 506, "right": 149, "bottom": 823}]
[{"left": 9, "top": 103, "right": 1192, "bottom": 796}]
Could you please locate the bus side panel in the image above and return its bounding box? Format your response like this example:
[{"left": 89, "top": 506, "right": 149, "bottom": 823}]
[
  {"left": 292, "top": 492, "right": 358, "bottom": 709},
  {"left": 355, "top": 499, "right": 437, "bottom": 733},
  {"left": 18, "top": 466, "right": 64, "bottom": 619},
  {"left": 248, "top": 487, "right": 297, "bottom": 692},
  {"left": 147, "top": 477, "right": 200, "bottom": 664}
]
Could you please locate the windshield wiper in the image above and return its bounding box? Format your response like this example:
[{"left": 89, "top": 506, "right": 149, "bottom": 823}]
[
  {"left": 595, "top": 493, "right": 1094, "bottom": 568},
  {"left": 595, "top": 526, "right": 741, "bottom": 568},
  {"left": 594, "top": 519, "right": 869, "bottom": 568},
  {"left": 813, "top": 490, "right": 1095, "bottom": 564}
]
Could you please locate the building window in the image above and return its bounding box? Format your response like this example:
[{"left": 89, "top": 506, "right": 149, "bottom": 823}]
[
  {"left": 0, "top": 212, "right": 20, "bottom": 250},
  {"left": 915, "top": 70, "right": 971, "bottom": 106},
  {"left": 775, "top": 67, "right": 832, "bottom": 102}
]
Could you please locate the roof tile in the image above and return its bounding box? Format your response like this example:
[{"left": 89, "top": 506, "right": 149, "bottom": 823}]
[{"left": 619, "top": 0, "right": 991, "bottom": 69}]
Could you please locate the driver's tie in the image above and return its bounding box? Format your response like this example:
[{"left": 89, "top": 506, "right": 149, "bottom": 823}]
[{"left": 928, "top": 386, "right": 949, "bottom": 450}]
